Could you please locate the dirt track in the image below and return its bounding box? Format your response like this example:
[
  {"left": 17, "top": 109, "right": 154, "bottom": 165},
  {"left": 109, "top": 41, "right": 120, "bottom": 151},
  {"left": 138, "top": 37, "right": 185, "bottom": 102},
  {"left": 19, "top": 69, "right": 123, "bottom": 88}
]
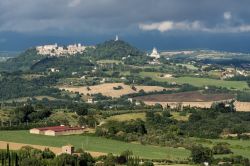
[{"left": 0, "top": 141, "right": 106, "bottom": 157}]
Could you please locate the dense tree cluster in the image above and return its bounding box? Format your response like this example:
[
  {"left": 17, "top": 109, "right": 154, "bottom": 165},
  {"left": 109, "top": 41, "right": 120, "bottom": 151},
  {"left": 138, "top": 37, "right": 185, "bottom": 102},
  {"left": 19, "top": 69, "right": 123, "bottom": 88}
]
[
  {"left": 96, "top": 119, "right": 147, "bottom": 141},
  {"left": 0, "top": 49, "right": 43, "bottom": 71},
  {"left": 190, "top": 144, "right": 250, "bottom": 165},
  {"left": 96, "top": 103, "right": 250, "bottom": 149},
  {"left": 0, "top": 145, "right": 95, "bottom": 166},
  {"left": 181, "top": 104, "right": 250, "bottom": 138},
  {"left": 14, "top": 105, "right": 52, "bottom": 123},
  {"left": 0, "top": 76, "right": 61, "bottom": 100},
  {"left": 190, "top": 145, "right": 213, "bottom": 164},
  {"left": 237, "top": 91, "right": 250, "bottom": 102}
]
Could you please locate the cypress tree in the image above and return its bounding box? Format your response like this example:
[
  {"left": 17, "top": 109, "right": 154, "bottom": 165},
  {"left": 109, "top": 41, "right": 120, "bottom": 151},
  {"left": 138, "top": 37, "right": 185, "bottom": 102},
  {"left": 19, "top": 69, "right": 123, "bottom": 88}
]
[
  {"left": 0, "top": 151, "right": 3, "bottom": 166},
  {"left": 7, "top": 144, "right": 10, "bottom": 166},
  {"left": 15, "top": 154, "right": 19, "bottom": 166}
]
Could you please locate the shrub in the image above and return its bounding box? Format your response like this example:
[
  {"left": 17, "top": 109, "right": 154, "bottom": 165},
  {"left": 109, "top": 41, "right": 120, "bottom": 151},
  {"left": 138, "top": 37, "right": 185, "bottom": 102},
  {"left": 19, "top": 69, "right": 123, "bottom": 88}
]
[
  {"left": 212, "top": 143, "right": 232, "bottom": 155},
  {"left": 190, "top": 145, "right": 213, "bottom": 164}
]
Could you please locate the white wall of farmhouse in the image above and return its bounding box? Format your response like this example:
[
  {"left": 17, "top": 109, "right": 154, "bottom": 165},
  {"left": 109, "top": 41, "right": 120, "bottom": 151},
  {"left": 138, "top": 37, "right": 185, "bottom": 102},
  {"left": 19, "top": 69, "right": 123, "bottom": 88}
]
[{"left": 29, "top": 129, "right": 41, "bottom": 134}]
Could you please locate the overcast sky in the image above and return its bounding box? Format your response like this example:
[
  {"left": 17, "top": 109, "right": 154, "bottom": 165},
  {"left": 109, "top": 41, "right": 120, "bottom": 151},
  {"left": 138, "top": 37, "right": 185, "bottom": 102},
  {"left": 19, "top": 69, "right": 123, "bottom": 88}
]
[{"left": 1, "top": 0, "right": 250, "bottom": 52}]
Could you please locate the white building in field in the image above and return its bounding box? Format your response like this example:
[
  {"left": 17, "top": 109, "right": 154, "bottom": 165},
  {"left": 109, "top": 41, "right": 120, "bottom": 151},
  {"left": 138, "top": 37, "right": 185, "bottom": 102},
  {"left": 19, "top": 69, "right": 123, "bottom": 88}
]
[{"left": 149, "top": 47, "right": 160, "bottom": 59}]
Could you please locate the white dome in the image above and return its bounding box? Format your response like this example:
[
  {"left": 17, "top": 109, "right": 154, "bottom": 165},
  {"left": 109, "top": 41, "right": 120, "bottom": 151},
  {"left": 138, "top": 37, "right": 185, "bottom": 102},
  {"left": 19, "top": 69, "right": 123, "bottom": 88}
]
[{"left": 149, "top": 47, "right": 160, "bottom": 59}]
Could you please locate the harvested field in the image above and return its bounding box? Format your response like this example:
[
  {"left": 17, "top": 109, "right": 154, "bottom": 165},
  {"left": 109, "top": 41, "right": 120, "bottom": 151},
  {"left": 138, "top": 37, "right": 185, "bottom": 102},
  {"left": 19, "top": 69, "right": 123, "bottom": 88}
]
[
  {"left": 60, "top": 83, "right": 168, "bottom": 98},
  {"left": 106, "top": 113, "right": 146, "bottom": 122},
  {"left": 234, "top": 101, "right": 250, "bottom": 112},
  {"left": 144, "top": 101, "right": 250, "bottom": 112},
  {"left": 144, "top": 101, "right": 213, "bottom": 109},
  {"left": 134, "top": 91, "right": 234, "bottom": 102}
]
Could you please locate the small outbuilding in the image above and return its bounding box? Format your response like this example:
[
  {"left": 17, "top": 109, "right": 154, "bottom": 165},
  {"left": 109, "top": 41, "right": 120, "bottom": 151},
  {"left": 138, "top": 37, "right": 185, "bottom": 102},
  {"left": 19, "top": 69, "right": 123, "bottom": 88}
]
[{"left": 62, "top": 145, "right": 75, "bottom": 155}]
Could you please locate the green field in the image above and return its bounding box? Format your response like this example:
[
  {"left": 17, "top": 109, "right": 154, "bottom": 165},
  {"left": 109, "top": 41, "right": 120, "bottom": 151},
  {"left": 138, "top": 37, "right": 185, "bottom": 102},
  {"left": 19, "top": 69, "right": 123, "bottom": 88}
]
[
  {"left": 47, "top": 112, "right": 79, "bottom": 126},
  {"left": 106, "top": 112, "right": 146, "bottom": 122},
  {"left": 106, "top": 112, "right": 189, "bottom": 122},
  {"left": 195, "top": 138, "right": 250, "bottom": 159},
  {"left": 177, "top": 63, "right": 198, "bottom": 70},
  {"left": 212, "top": 139, "right": 250, "bottom": 159},
  {"left": 171, "top": 112, "right": 190, "bottom": 121},
  {"left": 140, "top": 72, "right": 249, "bottom": 90},
  {"left": 3, "top": 96, "right": 59, "bottom": 103},
  {"left": 97, "top": 60, "right": 123, "bottom": 64},
  {"left": 0, "top": 130, "right": 189, "bottom": 160}
]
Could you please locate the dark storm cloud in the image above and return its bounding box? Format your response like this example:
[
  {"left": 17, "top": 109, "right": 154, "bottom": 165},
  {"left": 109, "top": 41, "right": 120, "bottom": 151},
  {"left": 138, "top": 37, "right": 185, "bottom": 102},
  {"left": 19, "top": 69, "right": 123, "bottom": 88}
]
[
  {"left": 1, "top": 0, "right": 250, "bottom": 35},
  {"left": 2, "top": 0, "right": 250, "bottom": 52}
]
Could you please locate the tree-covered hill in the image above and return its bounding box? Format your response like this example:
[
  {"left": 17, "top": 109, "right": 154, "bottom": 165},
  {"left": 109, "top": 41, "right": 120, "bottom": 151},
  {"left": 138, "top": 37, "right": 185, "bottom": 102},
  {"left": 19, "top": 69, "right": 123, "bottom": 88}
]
[
  {"left": 0, "top": 39, "right": 146, "bottom": 72},
  {"left": 30, "top": 55, "right": 94, "bottom": 73},
  {"left": 88, "top": 40, "right": 145, "bottom": 60},
  {"left": 0, "top": 48, "right": 94, "bottom": 72},
  {"left": 0, "top": 75, "right": 61, "bottom": 100},
  {"left": 0, "top": 48, "right": 43, "bottom": 71}
]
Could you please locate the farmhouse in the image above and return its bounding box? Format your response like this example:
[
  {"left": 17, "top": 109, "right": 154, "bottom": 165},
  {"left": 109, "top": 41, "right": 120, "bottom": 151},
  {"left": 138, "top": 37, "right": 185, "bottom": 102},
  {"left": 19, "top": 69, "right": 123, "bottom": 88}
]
[{"left": 29, "top": 125, "right": 86, "bottom": 136}]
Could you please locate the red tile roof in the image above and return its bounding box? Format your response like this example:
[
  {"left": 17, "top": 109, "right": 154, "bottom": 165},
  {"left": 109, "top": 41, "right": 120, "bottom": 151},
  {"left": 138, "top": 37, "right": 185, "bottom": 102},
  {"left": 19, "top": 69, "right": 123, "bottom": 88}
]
[{"left": 33, "top": 126, "right": 84, "bottom": 132}]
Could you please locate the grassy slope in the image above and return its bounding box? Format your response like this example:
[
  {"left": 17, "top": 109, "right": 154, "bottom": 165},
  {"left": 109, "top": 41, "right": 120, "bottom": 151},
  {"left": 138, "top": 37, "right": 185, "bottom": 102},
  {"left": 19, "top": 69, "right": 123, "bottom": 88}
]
[
  {"left": 4, "top": 96, "right": 58, "bottom": 103},
  {"left": 0, "top": 130, "right": 189, "bottom": 160},
  {"left": 47, "top": 112, "right": 79, "bottom": 126},
  {"left": 210, "top": 139, "right": 250, "bottom": 159},
  {"left": 97, "top": 60, "right": 123, "bottom": 64},
  {"left": 140, "top": 72, "right": 249, "bottom": 90},
  {"left": 106, "top": 112, "right": 189, "bottom": 122},
  {"left": 194, "top": 138, "right": 250, "bottom": 159},
  {"left": 177, "top": 64, "right": 198, "bottom": 70},
  {"left": 106, "top": 113, "right": 146, "bottom": 122}
]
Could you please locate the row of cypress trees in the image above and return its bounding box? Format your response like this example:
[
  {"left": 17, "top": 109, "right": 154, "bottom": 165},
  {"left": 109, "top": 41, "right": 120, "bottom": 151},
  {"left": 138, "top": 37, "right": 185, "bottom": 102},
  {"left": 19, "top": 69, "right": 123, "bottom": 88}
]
[{"left": 0, "top": 144, "right": 19, "bottom": 166}]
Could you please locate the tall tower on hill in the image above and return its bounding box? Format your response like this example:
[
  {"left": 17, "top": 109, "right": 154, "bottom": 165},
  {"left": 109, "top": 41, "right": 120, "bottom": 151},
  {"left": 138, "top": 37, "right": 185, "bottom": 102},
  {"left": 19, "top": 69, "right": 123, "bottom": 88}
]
[{"left": 115, "top": 35, "right": 119, "bottom": 41}]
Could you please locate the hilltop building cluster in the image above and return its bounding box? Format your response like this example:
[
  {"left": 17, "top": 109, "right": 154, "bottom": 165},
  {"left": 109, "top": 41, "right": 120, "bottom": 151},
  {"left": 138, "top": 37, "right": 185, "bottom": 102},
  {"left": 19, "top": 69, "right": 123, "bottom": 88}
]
[{"left": 36, "top": 43, "right": 92, "bottom": 56}]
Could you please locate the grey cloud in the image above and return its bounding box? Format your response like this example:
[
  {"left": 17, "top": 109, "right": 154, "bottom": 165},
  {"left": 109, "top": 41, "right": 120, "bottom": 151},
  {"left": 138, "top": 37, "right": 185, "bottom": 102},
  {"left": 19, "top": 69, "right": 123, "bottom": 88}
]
[
  {"left": 1, "top": 0, "right": 250, "bottom": 35},
  {"left": 139, "top": 19, "right": 250, "bottom": 33}
]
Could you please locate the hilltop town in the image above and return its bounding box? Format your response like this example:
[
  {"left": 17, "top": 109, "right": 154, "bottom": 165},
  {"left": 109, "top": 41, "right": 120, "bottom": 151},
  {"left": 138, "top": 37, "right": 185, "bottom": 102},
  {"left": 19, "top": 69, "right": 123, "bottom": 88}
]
[{"left": 36, "top": 43, "right": 94, "bottom": 56}]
